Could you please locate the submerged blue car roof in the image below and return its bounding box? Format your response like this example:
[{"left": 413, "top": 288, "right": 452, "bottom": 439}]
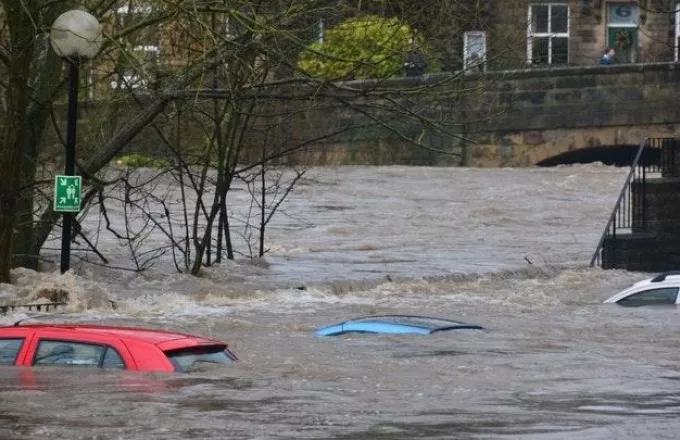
[{"left": 315, "top": 315, "right": 484, "bottom": 337}]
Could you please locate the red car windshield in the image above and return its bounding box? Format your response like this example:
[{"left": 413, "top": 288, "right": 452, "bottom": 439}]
[{"left": 165, "top": 345, "right": 236, "bottom": 372}]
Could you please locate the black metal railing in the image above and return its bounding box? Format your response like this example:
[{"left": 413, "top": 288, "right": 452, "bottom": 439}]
[{"left": 589, "top": 137, "right": 667, "bottom": 267}]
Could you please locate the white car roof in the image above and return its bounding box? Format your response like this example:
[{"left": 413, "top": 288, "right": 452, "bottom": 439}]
[{"left": 603, "top": 272, "right": 680, "bottom": 303}]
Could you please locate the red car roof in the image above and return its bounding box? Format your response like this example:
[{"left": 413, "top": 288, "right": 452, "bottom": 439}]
[{"left": 0, "top": 324, "right": 223, "bottom": 348}]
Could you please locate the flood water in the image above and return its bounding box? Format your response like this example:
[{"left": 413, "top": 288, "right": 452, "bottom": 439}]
[{"left": 2, "top": 165, "right": 680, "bottom": 439}]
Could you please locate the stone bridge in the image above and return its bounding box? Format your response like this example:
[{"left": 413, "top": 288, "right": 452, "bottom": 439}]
[
  {"left": 100, "top": 62, "right": 680, "bottom": 168},
  {"left": 463, "top": 62, "right": 680, "bottom": 167},
  {"left": 290, "top": 62, "right": 680, "bottom": 167}
]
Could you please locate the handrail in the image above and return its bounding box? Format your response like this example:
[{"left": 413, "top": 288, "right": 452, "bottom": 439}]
[{"left": 589, "top": 138, "right": 649, "bottom": 267}]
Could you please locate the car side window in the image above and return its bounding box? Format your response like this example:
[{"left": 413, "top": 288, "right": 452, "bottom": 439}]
[
  {"left": 0, "top": 339, "right": 24, "bottom": 366},
  {"left": 34, "top": 340, "right": 105, "bottom": 367},
  {"left": 102, "top": 347, "right": 125, "bottom": 370},
  {"left": 617, "top": 287, "right": 680, "bottom": 307}
]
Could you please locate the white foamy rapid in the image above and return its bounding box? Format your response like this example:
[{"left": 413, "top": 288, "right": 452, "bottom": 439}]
[{"left": 2, "top": 164, "right": 630, "bottom": 320}]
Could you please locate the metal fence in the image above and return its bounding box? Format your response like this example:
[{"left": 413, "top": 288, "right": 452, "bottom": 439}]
[{"left": 589, "top": 137, "right": 678, "bottom": 267}]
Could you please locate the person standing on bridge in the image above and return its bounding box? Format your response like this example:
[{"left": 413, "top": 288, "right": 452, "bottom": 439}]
[
  {"left": 600, "top": 48, "right": 616, "bottom": 65},
  {"left": 404, "top": 45, "right": 427, "bottom": 77}
]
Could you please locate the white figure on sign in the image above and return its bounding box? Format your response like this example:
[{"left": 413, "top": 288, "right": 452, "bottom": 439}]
[{"left": 66, "top": 185, "right": 76, "bottom": 199}]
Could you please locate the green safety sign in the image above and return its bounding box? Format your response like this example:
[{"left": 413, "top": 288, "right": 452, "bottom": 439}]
[{"left": 53, "top": 175, "right": 82, "bottom": 213}]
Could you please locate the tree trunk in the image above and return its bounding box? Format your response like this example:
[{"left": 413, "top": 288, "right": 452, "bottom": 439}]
[
  {"left": 14, "top": 40, "right": 63, "bottom": 270},
  {"left": 14, "top": 88, "right": 54, "bottom": 270},
  {"left": 0, "top": 1, "right": 35, "bottom": 281}
]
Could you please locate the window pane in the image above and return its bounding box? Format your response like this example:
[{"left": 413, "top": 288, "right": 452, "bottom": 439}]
[
  {"left": 102, "top": 348, "right": 126, "bottom": 370},
  {"left": 552, "top": 37, "right": 569, "bottom": 64},
  {"left": 551, "top": 5, "right": 569, "bottom": 33},
  {"left": 465, "top": 32, "right": 486, "bottom": 55},
  {"left": 530, "top": 37, "right": 550, "bottom": 64},
  {"left": 607, "top": 4, "right": 639, "bottom": 26},
  {"left": 617, "top": 288, "right": 679, "bottom": 307},
  {"left": 34, "top": 340, "right": 104, "bottom": 367},
  {"left": 531, "top": 5, "right": 549, "bottom": 33},
  {"left": 166, "top": 346, "right": 236, "bottom": 372},
  {"left": 0, "top": 339, "right": 23, "bottom": 366}
]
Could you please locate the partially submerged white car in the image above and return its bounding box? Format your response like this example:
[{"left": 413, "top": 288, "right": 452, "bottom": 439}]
[{"left": 604, "top": 272, "right": 680, "bottom": 307}]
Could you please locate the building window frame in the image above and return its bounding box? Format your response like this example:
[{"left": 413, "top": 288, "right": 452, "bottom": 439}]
[
  {"left": 111, "top": 4, "right": 160, "bottom": 90},
  {"left": 463, "top": 30, "right": 487, "bottom": 73},
  {"left": 526, "top": 3, "right": 570, "bottom": 65},
  {"left": 675, "top": 3, "right": 680, "bottom": 61},
  {"left": 606, "top": 3, "right": 639, "bottom": 63},
  {"left": 317, "top": 18, "right": 325, "bottom": 44}
]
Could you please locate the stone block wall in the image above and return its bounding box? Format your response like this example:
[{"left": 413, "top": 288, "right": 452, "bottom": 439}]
[
  {"left": 301, "top": 62, "right": 680, "bottom": 167},
  {"left": 602, "top": 233, "right": 658, "bottom": 271},
  {"left": 600, "top": 233, "right": 680, "bottom": 271},
  {"left": 633, "top": 179, "right": 680, "bottom": 236},
  {"left": 568, "top": 1, "right": 603, "bottom": 65},
  {"left": 255, "top": 62, "right": 680, "bottom": 167},
  {"left": 458, "top": 62, "right": 680, "bottom": 166},
  {"left": 50, "top": 61, "right": 680, "bottom": 168}
]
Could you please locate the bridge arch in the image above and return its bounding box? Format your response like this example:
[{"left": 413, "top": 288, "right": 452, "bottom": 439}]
[{"left": 536, "top": 145, "right": 660, "bottom": 167}]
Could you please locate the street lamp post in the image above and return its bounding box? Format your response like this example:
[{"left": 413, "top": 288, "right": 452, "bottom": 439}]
[{"left": 49, "top": 10, "right": 103, "bottom": 274}]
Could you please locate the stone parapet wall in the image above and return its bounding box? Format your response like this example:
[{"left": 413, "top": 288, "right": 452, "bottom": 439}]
[
  {"left": 47, "top": 62, "right": 680, "bottom": 168},
  {"left": 302, "top": 62, "right": 680, "bottom": 167}
]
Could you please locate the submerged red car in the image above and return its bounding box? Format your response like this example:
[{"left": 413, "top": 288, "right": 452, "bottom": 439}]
[{"left": 0, "top": 323, "right": 237, "bottom": 372}]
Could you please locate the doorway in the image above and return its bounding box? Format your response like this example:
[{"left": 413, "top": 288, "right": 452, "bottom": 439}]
[{"left": 606, "top": 3, "right": 639, "bottom": 63}]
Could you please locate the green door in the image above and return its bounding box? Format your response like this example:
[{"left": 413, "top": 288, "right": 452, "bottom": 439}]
[{"left": 607, "top": 27, "right": 638, "bottom": 63}]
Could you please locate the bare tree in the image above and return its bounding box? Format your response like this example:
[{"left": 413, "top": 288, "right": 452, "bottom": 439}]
[{"left": 0, "top": 0, "right": 528, "bottom": 280}]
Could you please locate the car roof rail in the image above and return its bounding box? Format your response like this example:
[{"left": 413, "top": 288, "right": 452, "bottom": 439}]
[
  {"left": 650, "top": 271, "right": 680, "bottom": 283},
  {"left": 12, "top": 311, "right": 73, "bottom": 327},
  {"left": 0, "top": 302, "right": 67, "bottom": 317}
]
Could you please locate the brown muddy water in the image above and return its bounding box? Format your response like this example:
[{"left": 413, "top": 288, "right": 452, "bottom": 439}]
[{"left": 1, "top": 165, "right": 679, "bottom": 440}]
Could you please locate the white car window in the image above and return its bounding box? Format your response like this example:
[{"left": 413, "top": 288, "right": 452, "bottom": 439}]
[{"left": 617, "top": 287, "right": 679, "bottom": 307}]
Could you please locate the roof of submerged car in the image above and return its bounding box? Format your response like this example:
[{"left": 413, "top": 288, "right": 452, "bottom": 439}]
[
  {"left": 315, "top": 315, "right": 484, "bottom": 336},
  {"left": 0, "top": 324, "right": 223, "bottom": 348},
  {"left": 604, "top": 272, "right": 680, "bottom": 303},
  {"left": 631, "top": 273, "right": 680, "bottom": 289}
]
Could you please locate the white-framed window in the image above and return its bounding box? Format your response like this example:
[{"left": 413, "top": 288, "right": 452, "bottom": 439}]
[
  {"left": 675, "top": 3, "right": 679, "bottom": 61},
  {"left": 110, "top": 45, "right": 159, "bottom": 90},
  {"left": 225, "top": 15, "right": 236, "bottom": 40},
  {"left": 317, "top": 19, "right": 325, "bottom": 44},
  {"left": 109, "top": 73, "right": 150, "bottom": 90},
  {"left": 86, "top": 68, "right": 96, "bottom": 101},
  {"left": 463, "top": 31, "right": 486, "bottom": 73},
  {"left": 527, "top": 3, "right": 569, "bottom": 65},
  {"left": 111, "top": 4, "right": 160, "bottom": 90}
]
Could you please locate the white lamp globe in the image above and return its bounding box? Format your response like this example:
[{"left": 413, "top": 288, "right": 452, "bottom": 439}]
[{"left": 50, "top": 10, "right": 103, "bottom": 59}]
